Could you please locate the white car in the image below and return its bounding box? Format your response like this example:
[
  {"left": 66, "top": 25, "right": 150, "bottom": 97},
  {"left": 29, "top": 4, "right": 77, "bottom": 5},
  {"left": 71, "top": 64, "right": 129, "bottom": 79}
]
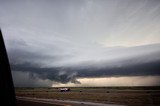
[{"left": 60, "top": 88, "right": 70, "bottom": 92}]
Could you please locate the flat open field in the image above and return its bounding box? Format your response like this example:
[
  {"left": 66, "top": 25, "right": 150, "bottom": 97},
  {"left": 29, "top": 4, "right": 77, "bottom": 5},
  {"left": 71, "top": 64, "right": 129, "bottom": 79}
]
[{"left": 15, "top": 87, "right": 160, "bottom": 106}]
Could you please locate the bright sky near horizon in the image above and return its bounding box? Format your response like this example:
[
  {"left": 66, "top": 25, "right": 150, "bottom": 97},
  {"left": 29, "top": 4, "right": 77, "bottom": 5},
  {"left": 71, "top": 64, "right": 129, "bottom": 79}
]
[{"left": 0, "top": 0, "right": 160, "bottom": 87}]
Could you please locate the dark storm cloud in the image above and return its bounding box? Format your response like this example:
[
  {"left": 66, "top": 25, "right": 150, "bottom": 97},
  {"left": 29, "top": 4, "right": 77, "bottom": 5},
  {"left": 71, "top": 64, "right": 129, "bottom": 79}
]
[
  {"left": 9, "top": 42, "right": 160, "bottom": 85},
  {"left": 1, "top": 0, "right": 160, "bottom": 86},
  {"left": 11, "top": 63, "right": 79, "bottom": 84},
  {"left": 77, "top": 60, "right": 160, "bottom": 78},
  {"left": 12, "top": 71, "right": 54, "bottom": 87}
]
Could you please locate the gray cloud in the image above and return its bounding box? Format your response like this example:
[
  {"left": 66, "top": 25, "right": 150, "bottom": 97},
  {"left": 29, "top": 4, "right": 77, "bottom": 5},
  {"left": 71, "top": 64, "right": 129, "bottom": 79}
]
[
  {"left": 9, "top": 41, "right": 160, "bottom": 86},
  {"left": 12, "top": 71, "right": 54, "bottom": 87},
  {"left": 0, "top": 0, "right": 160, "bottom": 86}
]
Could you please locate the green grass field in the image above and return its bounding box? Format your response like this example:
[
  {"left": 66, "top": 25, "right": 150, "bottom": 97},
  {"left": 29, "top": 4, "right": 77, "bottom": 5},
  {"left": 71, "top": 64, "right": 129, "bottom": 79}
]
[{"left": 15, "top": 87, "right": 160, "bottom": 106}]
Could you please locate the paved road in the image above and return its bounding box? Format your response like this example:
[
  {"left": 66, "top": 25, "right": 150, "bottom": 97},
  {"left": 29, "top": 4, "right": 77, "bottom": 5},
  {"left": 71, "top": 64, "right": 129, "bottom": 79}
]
[
  {"left": 17, "top": 97, "right": 70, "bottom": 106},
  {"left": 16, "top": 97, "right": 124, "bottom": 106},
  {"left": 17, "top": 99, "right": 65, "bottom": 106}
]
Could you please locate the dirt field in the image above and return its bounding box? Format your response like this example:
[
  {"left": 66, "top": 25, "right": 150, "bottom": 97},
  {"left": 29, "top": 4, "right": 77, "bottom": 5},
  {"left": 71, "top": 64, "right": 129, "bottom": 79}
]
[{"left": 15, "top": 87, "right": 160, "bottom": 106}]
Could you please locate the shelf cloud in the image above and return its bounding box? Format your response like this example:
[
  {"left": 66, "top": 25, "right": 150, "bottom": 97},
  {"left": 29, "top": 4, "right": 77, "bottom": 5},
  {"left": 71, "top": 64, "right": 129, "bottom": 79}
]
[{"left": 0, "top": 0, "right": 160, "bottom": 86}]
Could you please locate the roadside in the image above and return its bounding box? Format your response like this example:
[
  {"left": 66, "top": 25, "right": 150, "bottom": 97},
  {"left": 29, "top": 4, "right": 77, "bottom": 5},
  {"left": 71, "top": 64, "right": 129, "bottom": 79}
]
[{"left": 16, "top": 96, "right": 124, "bottom": 106}]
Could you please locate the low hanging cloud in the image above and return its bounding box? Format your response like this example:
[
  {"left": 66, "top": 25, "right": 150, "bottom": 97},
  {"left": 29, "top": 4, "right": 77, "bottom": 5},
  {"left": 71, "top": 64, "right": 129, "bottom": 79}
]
[
  {"left": 3, "top": 27, "right": 160, "bottom": 87},
  {"left": 8, "top": 36, "right": 160, "bottom": 86},
  {"left": 1, "top": 0, "right": 160, "bottom": 87},
  {"left": 12, "top": 71, "right": 54, "bottom": 87}
]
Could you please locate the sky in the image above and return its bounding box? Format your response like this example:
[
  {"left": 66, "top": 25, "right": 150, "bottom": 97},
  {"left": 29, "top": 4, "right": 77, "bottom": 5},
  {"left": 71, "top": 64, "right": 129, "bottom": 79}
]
[{"left": 0, "top": 0, "right": 160, "bottom": 87}]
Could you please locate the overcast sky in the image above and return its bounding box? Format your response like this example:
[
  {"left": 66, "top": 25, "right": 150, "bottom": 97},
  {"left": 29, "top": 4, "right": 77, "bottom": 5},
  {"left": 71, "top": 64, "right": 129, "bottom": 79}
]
[{"left": 0, "top": 0, "right": 160, "bottom": 87}]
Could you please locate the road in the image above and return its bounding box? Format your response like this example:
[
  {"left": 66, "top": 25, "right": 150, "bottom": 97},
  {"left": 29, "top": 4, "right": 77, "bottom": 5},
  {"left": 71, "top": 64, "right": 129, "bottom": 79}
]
[{"left": 16, "top": 97, "right": 124, "bottom": 106}]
